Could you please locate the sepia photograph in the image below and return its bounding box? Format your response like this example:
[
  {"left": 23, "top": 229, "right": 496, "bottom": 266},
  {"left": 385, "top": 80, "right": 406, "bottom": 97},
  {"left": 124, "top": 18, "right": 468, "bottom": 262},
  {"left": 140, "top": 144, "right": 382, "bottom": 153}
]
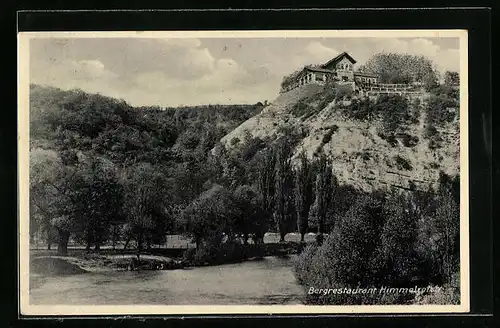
[{"left": 18, "top": 30, "right": 469, "bottom": 315}]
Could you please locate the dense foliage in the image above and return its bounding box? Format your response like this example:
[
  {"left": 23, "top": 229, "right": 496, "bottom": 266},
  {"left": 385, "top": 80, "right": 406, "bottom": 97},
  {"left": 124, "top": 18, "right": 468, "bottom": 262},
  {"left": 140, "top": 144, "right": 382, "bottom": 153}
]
[
  {"left": 358, "top": 52, "right": 439, "bottom": 89},
  {"left": 29, "top": 84, "right": 265, "bottom": 257},
  {"left": 293, "top": 177, "right": 460, "bottom": 305},
  {"left": 29, "top": 81, "right": 461, "bottom": 305}
]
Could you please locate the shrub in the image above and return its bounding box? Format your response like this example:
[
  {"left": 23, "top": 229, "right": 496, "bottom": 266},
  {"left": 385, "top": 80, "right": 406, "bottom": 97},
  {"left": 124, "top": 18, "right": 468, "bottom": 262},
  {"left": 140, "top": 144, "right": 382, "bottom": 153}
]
[
  {"left": 317, "top": 88, "right": 338, "bottom": 110},
  {"left": 292, "top": 244, "right": 319, "bottom": 285},
  {"left": 335, "top": 84, "right": 354, "bottom": 100},
  {"left": 321, "top": 126, "right": 337, "bottom": 145},
  {"left": 361, "top": 151, "right": 371, "bottom": 161},
  {"left": 424, "top": 124, "right": 438, "bottom": 138},
  {"left": 377, "top": 95, "right": 411, "bottom": 133},
  {"left": 230, "top": 137, "right": 240, "bottom": 146},
  {"left": 386, "top": 134, "right": 398, "bottom": 147},
  {"left": 399, "top": 133, "right": 419, "bottom": 147},
  {"left": 183, "top": 240, "right": 246, "bottom": 266},
  {"left": 294, "top": 194, "right": 394, "bottom": 305},
  {"left": 428, "top": 139, "right": 441, "bottom": 150},
  {"left": 395, "top": 155, "right": 413, "bottom": 170},
  {"left": 294, "top": 187, "right": 460, "bottom": 305},
  {"left": 344, "top": 97, "right": 377, "bottom": 121},
  {"left": 291, "top": 100, "right": 314, "bottom": 117},
  {"left": 425, "top": 93, "right": 459, "bottom": 127},
  {"left": 429, "top": 162, "right": 440, "bottom": 169}
]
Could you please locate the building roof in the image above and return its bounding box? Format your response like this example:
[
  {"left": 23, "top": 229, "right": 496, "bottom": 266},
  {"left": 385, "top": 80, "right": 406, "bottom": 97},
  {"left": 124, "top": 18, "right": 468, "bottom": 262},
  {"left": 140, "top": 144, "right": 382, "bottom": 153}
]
[
  {"left": 305, "top": 67, "right": 335, "bottom": 74},
  {"left": 321, "top": 52, "right": 357, "bottom": 68},
  {"left": 294, "top": 66, "right": 333, "bottom": 80},
  {"left": 354, "top": 71, "right": 379, "bottom": 78}
]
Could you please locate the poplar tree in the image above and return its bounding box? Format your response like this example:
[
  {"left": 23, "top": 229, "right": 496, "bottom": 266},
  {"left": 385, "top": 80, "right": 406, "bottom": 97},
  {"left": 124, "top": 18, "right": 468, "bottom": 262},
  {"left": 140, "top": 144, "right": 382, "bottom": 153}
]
[
  {"left": 312, "top": 153, "right": 336, "bottom": 236},
  {"left": 273, "top": 139, "right": 294, "bottom": 242},
  {"left": 257, "top": 149, "right": 276, "bottom": 233},
  {"left": 294, "top": 151, "right": 313, "bottom": 242}
]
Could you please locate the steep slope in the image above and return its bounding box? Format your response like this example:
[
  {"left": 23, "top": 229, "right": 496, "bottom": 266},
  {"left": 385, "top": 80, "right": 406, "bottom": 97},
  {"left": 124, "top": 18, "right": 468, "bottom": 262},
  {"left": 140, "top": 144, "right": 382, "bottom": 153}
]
[
  {"left": 219, "top": 85, "right": 460, "bottom": 192},
  {"left": 220, "top": 84, "right": 323, "bottom": 145}
]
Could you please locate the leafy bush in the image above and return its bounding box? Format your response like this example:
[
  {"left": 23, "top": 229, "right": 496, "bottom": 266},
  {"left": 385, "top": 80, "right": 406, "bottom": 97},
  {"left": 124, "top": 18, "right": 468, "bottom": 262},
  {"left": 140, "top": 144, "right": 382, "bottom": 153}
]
[
  {"left": 429, "top": 162, "right": 440, "bottom": 169},
  {"left": 316, "top": 88, "right": 338, "bottom": 110},
  {"left": 291, "top": 101, "right": 314, "bottom": 117},
  {"left": 293, "top": 244, "right": 319, "bottom": 285},
  {"left": 360, "top": 151, "right": 371, "bottom": 161},
  {"left": 425, "top": 92, "right": 459, "bottom": 130},
  {"left": 395, "top": 155, "right": 413, "bottom": 170},
  {"left": 358, "top": 52, "right": 438, "bottom": 89},
  {"left": 335, "top": 84, "right": 354, "bottom": 100},
  {"left": 321, "top": 125, "right": 338, "bottom": 145},
  {"left": 294, "top": 186, "right": 461, "bottom": 305},
  {"left": 377, "top": 95, "right": 411, "bottom": 133},
  {"left": 424, "top": 124, "right": 438, "bottom": 138},
  {"left": 428, "top": 139, "right": 442, "bottom": 150},
  {"left": 381, "top": 133, "right": 398, "bottom": 147},
  {"left": 398, "top": 133, "right": 419, "bottom": 147},
  {"left": 343, "top": 97, "right": 378, "bottom": 121},
  {"left": 230, "top": 137, "right": 240, "bottom": 146},
  {"left": 183, "top": 240, "right": 246, "bottom": 266}
]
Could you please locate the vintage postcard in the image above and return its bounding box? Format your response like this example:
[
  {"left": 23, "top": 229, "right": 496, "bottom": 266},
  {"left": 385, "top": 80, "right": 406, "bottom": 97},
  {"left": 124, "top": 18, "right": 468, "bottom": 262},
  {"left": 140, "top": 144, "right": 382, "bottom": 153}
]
[{"left": 18, "top": 29, "right": 469, "bottom": 315}]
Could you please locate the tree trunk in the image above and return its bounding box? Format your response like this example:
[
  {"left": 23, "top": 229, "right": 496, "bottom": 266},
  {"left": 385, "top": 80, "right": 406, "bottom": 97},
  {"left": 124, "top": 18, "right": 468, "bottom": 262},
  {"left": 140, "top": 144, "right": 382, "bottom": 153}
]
[
  {"left": 94, "top": 242, "right": 101, "bottom": 252},
  {"left": 195, "top": 236, "right": 202, "bottom": 250},
  {"left": 300, "top": 233, "right": 305, "bottom": 242},
  {"left": 85, "top": 230, "right": 93, "bottom": 251},
  {"left": 279, "top": 230, "right": 286, "bottom": 243},
  {"left": 111, "top": 226, "right": 116, "bottom": 250},
  {"left": 57, "top": 230, "right": 70, "bottom": 256},
  {"left": 45, "top": 224, "right": 52, "bottom": 250},
  {"left": 136, "top": 232, "right": 143, "bottom": 261},
  {"left": 123, "top": 236, "right": 131, "bottom": 250},
  {"left": 316, "top": 233, "right": 324, "bottom": 246}
]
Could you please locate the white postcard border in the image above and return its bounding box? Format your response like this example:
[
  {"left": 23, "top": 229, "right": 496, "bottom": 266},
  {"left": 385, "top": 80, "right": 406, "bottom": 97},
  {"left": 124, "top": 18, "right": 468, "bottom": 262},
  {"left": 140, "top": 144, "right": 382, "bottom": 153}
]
[{"left": 17, "top": 29, "right": 470, "bottom": 315}]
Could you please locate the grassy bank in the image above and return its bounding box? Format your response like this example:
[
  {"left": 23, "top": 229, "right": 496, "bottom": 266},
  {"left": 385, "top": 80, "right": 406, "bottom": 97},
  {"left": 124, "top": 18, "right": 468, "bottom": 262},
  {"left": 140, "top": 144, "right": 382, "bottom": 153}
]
[
  {"left": 30, "top": 239, "right": 304, "bottom": 276},
  {"left": 30, "top": 253, "right": 184, "bottom": 276}
]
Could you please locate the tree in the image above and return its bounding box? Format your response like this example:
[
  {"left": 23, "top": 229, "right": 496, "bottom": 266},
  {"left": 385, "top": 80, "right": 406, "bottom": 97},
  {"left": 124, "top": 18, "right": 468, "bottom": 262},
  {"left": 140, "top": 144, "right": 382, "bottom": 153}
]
[
  {"left": 433, "top": 189, "right": 460, "bottom": 283},
  {"left": 233, "top": 185, "right": 268, "bottom": 244},
  {"left": 257, "top": 149, "right": 276, "bottom": 231},
  {"left": 311, "top": 153, "right": 336, "bottom": 236},
  {"left": 375, "top": 95, "right": 411, "bottom": 134},
  {"left": 75, "top": 157, "right": 123, "bottom": 251},
  {"left": 181, "top": 184, "right": 237, "bottom": 249},
  {"left": 294, "top": 151, "right": 313, "bottom": 241},
  {"left": 444, "top": 71, "right": 460, "bottom": 86},
  {"left": 273, "top": 139, "right": 295, "bottom": 242},
  {"left": 30, "top": 148, "right": 86, "bottom": 255},
  {"left": 121, "top": 162, "right": 171, "bottom": 259},
  {"left": 359, "top": 52, "right": 439, "bottom": 89},
  {"left": 374, "top": 192, "right": 420, "bottom": 285},
  {"left": 30, "top": 149, "right": 60, "bottom": 249}
]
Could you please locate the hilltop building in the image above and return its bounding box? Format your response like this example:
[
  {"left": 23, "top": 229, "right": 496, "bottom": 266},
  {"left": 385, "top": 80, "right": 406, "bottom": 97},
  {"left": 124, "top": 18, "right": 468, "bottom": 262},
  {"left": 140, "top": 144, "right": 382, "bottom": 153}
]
[
  {"left": 281, "top": 52, "right": 424, "bottom": 99},
  {"left": 282, "top": 52, "right": 379, "bottom": 92}
]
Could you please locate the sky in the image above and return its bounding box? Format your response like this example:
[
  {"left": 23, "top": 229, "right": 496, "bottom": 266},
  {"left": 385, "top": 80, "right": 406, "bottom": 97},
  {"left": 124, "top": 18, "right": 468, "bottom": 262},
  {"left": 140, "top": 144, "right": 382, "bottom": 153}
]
[{"left": 29, "top": 36, "right": 460, "bottom": 107}]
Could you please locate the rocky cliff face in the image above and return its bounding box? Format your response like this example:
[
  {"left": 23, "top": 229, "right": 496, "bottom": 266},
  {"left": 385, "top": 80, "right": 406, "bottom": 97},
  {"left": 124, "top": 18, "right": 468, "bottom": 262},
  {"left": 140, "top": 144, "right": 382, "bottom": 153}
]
[{"left": 219, "top": 84, "right": 460, "bottom": 192}]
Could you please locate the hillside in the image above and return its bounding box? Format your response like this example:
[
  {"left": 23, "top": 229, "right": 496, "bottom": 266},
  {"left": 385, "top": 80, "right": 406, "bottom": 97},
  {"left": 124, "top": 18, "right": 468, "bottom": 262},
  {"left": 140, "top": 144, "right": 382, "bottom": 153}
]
[
  {"left": 219, "top": 84, "right": 460, "bottom": 191},
  {"left": 29, "top": 84, "right": 264, "bottom": 163}
]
